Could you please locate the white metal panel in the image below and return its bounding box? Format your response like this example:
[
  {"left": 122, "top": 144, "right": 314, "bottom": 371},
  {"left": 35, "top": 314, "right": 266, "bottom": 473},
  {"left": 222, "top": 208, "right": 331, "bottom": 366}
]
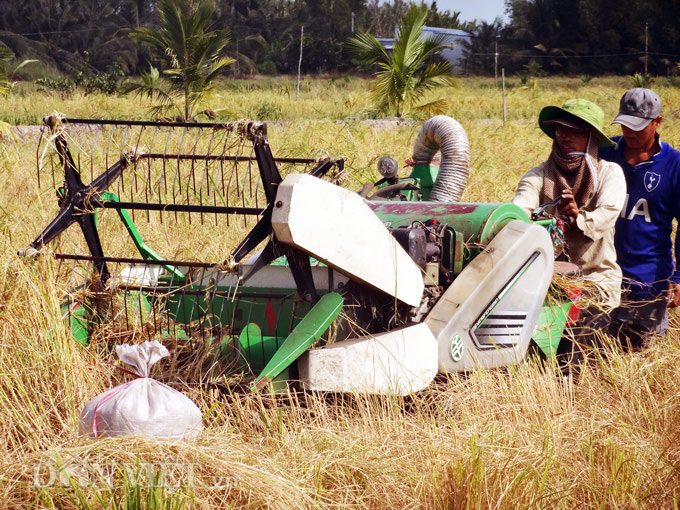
[
  {"left": 425, "top": 220, "right": 554, "bottom": 372},
  {"left": 271, "top": 173, "right": 424, "bottom": 306},
  {"left": 298, "top": 323, "right": 438, "bottom": 395}
]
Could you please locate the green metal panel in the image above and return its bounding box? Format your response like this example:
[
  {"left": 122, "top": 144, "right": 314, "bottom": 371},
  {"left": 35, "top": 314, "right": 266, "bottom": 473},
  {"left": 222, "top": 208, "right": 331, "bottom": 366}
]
[
  {"left": 532, "top": 301, "right": 572, "bottom": 358},
  {"left": 408, "top": 164, "right": 440, "bottom": 201},
  {"left": 165, "top": 285, "right": 315, "bottom": 338},
  {"left": 477, "top": 203, "right": 531, "bottom": 244},
  {"left": 370, "top": 202, "right": 530, "bottom": 265},
  {"left": 61, "top": 300, "right": 89, "bottom": 347},
  {"left": 238, "top": 323, "right": 284, "bottom": 373},
  {"left": 252, "top": 292, "right": 344, "bottom": 391}
]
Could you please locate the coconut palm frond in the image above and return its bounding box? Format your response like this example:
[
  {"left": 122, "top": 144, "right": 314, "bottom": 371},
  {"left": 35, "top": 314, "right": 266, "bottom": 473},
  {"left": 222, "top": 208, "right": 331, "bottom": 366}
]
[
  {"left": 0, "top": 46, "right": 14, "bottom": 62},
  {"left": 347, "top": 32, "right": 390, "bottom": 67},
  {"left": 348, "top": 5, "right": 454, "bottom": 117},
  {"left": 0, "top": 120, "right": 17, "bottom": 141},
  {"left": 412, "top": 98, "right": 450, "bottom": 117},
  {"left": 130, "top": 0, "right": 233, "bottom": 119},
  {"left": 393, "top": 5, "right": 427, "bottom": 69},
  {"left": 419, "top": 34, "right": 452, "bottom": 62},
  {"left": 120, "top": 65, "right": 179, "bottom": 116}
]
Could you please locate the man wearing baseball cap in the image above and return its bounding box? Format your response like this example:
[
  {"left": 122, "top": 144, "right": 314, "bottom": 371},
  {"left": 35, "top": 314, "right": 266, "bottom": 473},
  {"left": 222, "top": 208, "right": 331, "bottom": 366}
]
[{"left": 599, "top": 88, "right": 680, "bottom": 349}]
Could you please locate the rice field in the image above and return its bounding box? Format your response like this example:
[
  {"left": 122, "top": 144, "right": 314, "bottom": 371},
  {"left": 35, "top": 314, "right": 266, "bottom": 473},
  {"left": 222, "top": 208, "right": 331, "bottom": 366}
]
[{"left": 0, "top": 75, "right": 679, "bottom": 509}]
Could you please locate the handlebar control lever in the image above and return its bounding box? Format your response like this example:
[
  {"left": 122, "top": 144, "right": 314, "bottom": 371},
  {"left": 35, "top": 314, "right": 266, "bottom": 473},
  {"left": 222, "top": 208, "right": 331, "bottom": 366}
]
[{"left": 531, "top": 197, "right": 562, "bottom": 221}]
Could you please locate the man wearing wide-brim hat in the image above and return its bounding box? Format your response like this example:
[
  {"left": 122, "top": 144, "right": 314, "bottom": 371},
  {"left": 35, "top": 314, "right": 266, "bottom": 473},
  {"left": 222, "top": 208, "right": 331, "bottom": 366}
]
[
  {"left": 513, "top": 98, "right": 626, "bottom": 374},
  {"left": 599, "top": 88, "right": 680, "bottom": 349},
  {"left": 514, "top": 98, "right": 626, "bottom": 308}
]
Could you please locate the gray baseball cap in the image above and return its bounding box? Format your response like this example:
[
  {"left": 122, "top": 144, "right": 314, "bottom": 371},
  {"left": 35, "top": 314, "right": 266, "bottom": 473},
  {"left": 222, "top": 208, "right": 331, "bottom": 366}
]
[{"left": 612, "top": 88, "right": 661, "bottom": 131}]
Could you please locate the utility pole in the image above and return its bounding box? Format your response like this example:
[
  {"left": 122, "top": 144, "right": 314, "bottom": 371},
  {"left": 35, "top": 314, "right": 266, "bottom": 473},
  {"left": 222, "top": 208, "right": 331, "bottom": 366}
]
[
  {"left": 494, "top": 35, "right": 499, "bottom": 87},
  {"left": 351, "top": 11, "right": 355, "bottom": 33},
  {"left": 296, "top": 26, "right": 303, "bottom": 101},
  {"left": 502, "top": 68, "right": 507, "bottom": 126},
  {"left": 644, "top": 22, "right": 648, "bottom": 76},
  {"left": 235, "top": 39, "right": 239, "bottom": 76}
]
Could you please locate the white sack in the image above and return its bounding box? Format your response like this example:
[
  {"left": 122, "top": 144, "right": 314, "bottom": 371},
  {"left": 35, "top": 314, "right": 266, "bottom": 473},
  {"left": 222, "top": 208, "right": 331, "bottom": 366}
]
[{"left": 80, "top": 340, "right": 203, "bottom": 439}]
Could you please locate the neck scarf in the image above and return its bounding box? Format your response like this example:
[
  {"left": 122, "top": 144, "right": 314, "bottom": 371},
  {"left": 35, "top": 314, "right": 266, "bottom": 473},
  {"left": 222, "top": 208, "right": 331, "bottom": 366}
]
[{"left": 539, "top": 134, "right": 601, "bottom": 211}]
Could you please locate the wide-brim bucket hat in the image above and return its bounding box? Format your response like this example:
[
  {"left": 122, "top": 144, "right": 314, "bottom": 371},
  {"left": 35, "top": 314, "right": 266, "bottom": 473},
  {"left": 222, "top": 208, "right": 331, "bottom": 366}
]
[{"left": 538, "top": 98, "right": 616, "bottom": 147}]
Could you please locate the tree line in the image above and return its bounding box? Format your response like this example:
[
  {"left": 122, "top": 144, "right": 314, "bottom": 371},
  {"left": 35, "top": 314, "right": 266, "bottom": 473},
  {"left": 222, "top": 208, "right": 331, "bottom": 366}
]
[
  {"left": 0, "top": 0, "right": 679, "bottom": 79},
  {"left": 468, "top": 0, "right": 680, "bottom": 77},
  {"left": 0, "top": 0, "right": 465, "bottom": 77}
]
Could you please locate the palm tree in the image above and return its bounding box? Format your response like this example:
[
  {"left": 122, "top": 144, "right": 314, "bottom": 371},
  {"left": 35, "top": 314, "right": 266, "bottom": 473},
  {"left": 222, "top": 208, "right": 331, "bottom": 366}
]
[
  {"left": 0, "top": 47, "right": 17, "bottom": 139},
  {"left": 126, "top": 0, "right": 234, "bottom": 120},
  {"left": 0, "top": 46, "right": 14, "bottom": 96},
  {"left": 348, "top": 5, "right": 456, "bottom": 117},
  {"left": 0, "top": 45, "right": 37, "bottom": 96}
]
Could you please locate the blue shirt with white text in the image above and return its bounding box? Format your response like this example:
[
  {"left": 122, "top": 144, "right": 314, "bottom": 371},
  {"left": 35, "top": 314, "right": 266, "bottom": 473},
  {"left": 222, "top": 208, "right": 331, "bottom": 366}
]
[{"left": 599, "top": 136, "right": 680, "bottom": 299}]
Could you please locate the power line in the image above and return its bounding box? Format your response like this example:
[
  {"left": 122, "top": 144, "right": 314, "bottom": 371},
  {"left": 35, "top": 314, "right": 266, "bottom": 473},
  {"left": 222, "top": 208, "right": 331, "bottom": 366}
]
[
  {"left": 468, "top": 51, "right": 646, "bottom": 59},
  {"left": 467, "top": 51, "right": 680, "bottom": 59},
  {"left": 2, "top": 27, "right": 128, "bottom": 37}
]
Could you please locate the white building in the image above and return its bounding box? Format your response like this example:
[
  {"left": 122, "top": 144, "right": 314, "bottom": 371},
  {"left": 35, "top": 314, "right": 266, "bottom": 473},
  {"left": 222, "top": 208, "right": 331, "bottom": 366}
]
[{"left": 377, "top": 26, "right": 471, "bottom": 73}]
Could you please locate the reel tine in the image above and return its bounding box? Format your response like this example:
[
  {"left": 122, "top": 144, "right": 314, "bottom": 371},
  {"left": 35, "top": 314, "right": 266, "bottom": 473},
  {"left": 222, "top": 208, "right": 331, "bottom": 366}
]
[
  {"left": 214, "top": 128, "right": 229, "bottom": 224},
  {"left": 36, "top": 124, "right": 45, "bottom": 189},
  {"left": 148, "top": 262, "right": 162, "bottom": 333},
  {"left": 137, "top": 126, "right": 151, "bottom": 222},
  {"left": 234, "top": 143, "right": 244, "bottom": 226},
  {"left": 218, "top": 132, "right": 227, "bottom": 225},
  {"left": 136, "top": 264, "right": 146, "bottom": 334},
  {"left": 194, "top": 266, "right": 207, "bottom": 340},
  {"left": 130, "top": 125, "right": 145, "bottom": 219},
  {"left": 151, "top": 125, "right": 165, "bottom": 224},
  {"left": 90, "top": 121, "right": 102, "bottom": 183},
  {"left": 190, "top": 127, "right": 201, "bottom": 224},
  {"left": 175, "top": 126, "right": 187, "bottom": 222},
  {"left": 158, "top": 126, "right": 175, "bottom": 223},
  {"left": 208, "top": 130, "right": 219, "bottom": 226},
  {"left": 206, "top": 266, "right": 222, "bottom": 341},
  {"left": 50, "top": 142, "right": 56, "bottom": 189},
  {"left": 250, "top": 143, "right": 258, "bottom": 210},
  {"left": 121, "top": 262, "right": 132, "bottom": 333},
  {"left": 203, "top": 128, "right": 217, "bottom": 225},
  {"left": 75, "top": 122, "right": 90, "bottom": 183},
  {"left": 105, "top": 124, "right": 115, "bottom": 190}
]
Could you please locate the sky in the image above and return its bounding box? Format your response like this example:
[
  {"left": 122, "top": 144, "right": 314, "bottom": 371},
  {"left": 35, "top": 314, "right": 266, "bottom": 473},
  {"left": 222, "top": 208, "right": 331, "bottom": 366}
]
[{"left": 434, "top": 0, "right": 509, "bottom": 24}]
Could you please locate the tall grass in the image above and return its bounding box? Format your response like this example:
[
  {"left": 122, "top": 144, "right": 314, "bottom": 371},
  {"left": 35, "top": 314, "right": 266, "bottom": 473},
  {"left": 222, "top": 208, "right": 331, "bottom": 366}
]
[{"left": 0, "top": 77, "right": 679, "bottom": 508}]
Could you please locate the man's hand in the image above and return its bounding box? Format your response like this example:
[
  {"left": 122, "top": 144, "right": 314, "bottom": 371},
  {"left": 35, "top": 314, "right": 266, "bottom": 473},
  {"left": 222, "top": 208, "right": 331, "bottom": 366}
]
[
  {"left": 667, "top": 282, "right": 680, "bottom": 308},
  {"left": 557, "top": 189, "right": 579, "bottom": 219}
]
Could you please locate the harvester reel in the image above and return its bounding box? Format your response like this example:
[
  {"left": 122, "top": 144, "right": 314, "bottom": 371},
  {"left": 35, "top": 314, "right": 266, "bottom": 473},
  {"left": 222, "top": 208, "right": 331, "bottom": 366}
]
[
  {"left": 230, "top": 136, "right": 339, "bottom": 303},
  {"left": 20, "top": 131, "right": 133, "bottom": 282},
  {"left": 25, "top": 115, "right": 341, "bottom": 304}
]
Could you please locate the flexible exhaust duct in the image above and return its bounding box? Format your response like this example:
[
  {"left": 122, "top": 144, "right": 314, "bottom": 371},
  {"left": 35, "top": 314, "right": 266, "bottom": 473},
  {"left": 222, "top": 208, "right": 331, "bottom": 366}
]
[{"left": 412, "top": 115, "right": 470, "bottom": 202}]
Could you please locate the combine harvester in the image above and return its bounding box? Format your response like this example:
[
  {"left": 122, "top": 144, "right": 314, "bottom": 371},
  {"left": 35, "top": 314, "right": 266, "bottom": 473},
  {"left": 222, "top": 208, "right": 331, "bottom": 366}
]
[{"left": 21, "top": 114, "right": 579, "bottom": 395}]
